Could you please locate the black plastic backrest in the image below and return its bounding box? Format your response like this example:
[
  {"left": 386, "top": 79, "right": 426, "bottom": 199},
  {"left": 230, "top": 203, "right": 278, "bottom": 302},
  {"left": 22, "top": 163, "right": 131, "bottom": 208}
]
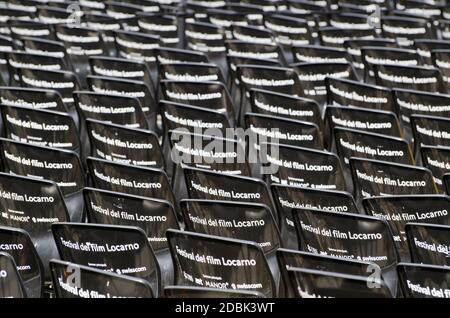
[
  {"left": 180, "top": 199, "right": 280, "bottom": 254},
  {"left": 363, "top": 195, "right": 450, "bottom": 260},
  {"left": 397, "top": 262, "right": 450, "bottom": 298},
  {"left": 50, "top": 259, "right": 154, "bottom": 298},
  {"left": 167, "top": 229, "right": 276, "bottom": 298},
  {"left": 86, "top": 119, "right": 164, "bottom": 170},
  {"left": 406, "top": 223, "right": 450, "bottom": 266},
  {"left": 0, "top": 138, "right": 85, "bottom": 197},
  {"left": 0, "top": 252, "right": 27, "bottom": 298},
  {"left": 271, "top": 184, "right": 358, "bottom": 249},
  {"left": 84, "top": 187, "right": 178, "bottom": 252},
  {"left": 0, "top": 226, "right": 43, "bottom": 298},
  {"left": 1, "top": 105, "right": 81, "bottom": 154},
  {"left": 287, "top": 267, "right": 392, "bottom": 298},
  {"left": 52, "top": 222, "right": 161, "bottom": 297},
  {"left": 293, "top": 208, "right": 399, "bottom": 269},
  {"left": 277, "top": 248, "right": 379, "bottom": 297},
  {"left": 87, "top": 157, "right": 176, "bottom": 210}
]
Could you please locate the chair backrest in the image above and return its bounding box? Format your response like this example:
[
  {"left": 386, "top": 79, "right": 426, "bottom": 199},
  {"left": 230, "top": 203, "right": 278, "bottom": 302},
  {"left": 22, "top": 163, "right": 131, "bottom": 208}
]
[
  {"left": 363, "top": 195, "right": 450, "bottom": 260},
  {"left": 86, "top": 75, "right": 157, "bottom": 128},
  {"left": 73, "top": 91, "right": 148, "bottom": 129},
  {"left": 0, "top": 252, "right": 27, "bottom": 298},
  {"left": 393, "top": 88, "right": 450, "bottom": 128},
  {"left": 0, "top": 226, "right": 44, "bottom": 298},
  {"left": 1, "top": 105, "right": 81, "bottom": 155},
  {"left": 293, "top": 61, "right": 358, "bottom": 105},
  {"left": 167, "top": 229, "right": 276, "bottom": 297},
  {"left": 350, "top": 158, "right": 438, "bottom": 201},
  {"left": 406, "top": 223, "right": 450, "bottom": 266},
  {"left": 397, "top": 262, "right": 450, "bottom": 298},
  {"left": 287, "top": 267, "right": 392, "bottom": 298},
  {"left": 87, "top": 157, "right": 177, "bottom": 212},
  {"left": 180, "top": 199, "right": 280, "bottom": 254},
  {"left": 86, "top": 119, "right": 164, "bottom": 170},
  {"left": 0, "top": 87, "right": 67, "bottom": 113},
  {"left": 334, "top": 127, "right": 414, "bottom": 166},
  {"left": 169, "top": 130, "right": 250, "bottom": 176},
  {"left": 373, "top": 64, "right": 445, "bottom": 93},
  {"left": 245, "top": 113, "right": 323, "bottom": 150},
  {"left": 264, "top": 142, "right": 347, "bottom": 192},
  {"left": 249, "top": 88, "right": 321, "bottom": 128},
  {"left": 160, "top": 80, "right": 236, "bottom": 125},
  {"left": 420, "top": 145, "right": 450, "bottom": 192},
  {"left": 293, "top": 208, "right": 399, "bottom": 270},
  {"left": 271, "top": 184, "right": 358, "bottom": 249},
  {"left": 84, "top": 187, "right": 179, "bottom": 252},
  {"left": 17, "top": 68, "right": 80, "bottom": 109},
  {"left": 52, "top": 222, "right": 161, "bottom": 297},
  {"left": 277, "top": 248, "right": 380, "bottom": 298},
  {"left": 183, "top": 166, "right": 277, "bottom": 222},
  {"left": 50, "top": 259, "right": 154, "bottom": 298},
  {"left": 326, "top": 77, "right": 396, "bottom": 113},
  {"left": 0, "top": 138, "right": 85, "bottom": 197}
]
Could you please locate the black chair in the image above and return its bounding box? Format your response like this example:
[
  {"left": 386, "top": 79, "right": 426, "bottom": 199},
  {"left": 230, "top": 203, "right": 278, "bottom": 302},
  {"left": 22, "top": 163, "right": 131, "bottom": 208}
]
[
  {"left": 236, "top": 65, "right": 302, "bottom": 123},
  {"left": 287, "top": 267, "right": 392, "bottom": 298},
  {"left": 20, "top": 37, "right": 73, "bottom": 72},
  {"left": 291, "top": 61, "right": 358, "bottom": 105},
  {"left": 0, "top": 105, "right": 81, "bottom": 156},
  {"left": 405, "top": 223, "right": 450, "bottom": 266},
  {"left": 160, "top": 80, "right": 236, "bottom": 127},
  {"left": 373, "top": 64, "right": 445, "bottom": 93},
  {"left": 350, "top": 158, "right": 438, "bottom": 202},
  {"left": 84, "top": 186, "right": 179, "bottom": 281},
  {"left": 17, "top": 68, "right": 81, "bottom": 111},
  {"left": 361, "top": 47, "right": 422, "bottom": 82},
  {"left": 292, "top": 208, "right": 399, "bottom": 271},
  {"left": 0, "top": 138, "right": 85, "bottom": 222},
  {"left": 113, "top": 28, "right": 161, "bottom": 88},
  {"left": 410, "top": 114, "right": 450, "bottom": 161},
  {"left": 183, "top": 166, "right": 278, "bottom": 223},
  {"left": 52, "top": 222, "right": 162, "bottom": 297},
  {"left": 54, "top": 25, "right": 106, "bottom": 87},
  {"left": 88, "top": 56, "right": 154, "bottom": 91},
  {"left": 264, "top": 15, "right": 314, "bottom": 56},
  {"left": 0, "top": 87, "right": 68, "bottom": 114},
  {"left": 363, "top": 194, "right": 450, "bottom": 261},
  {"left": 180, "top": 199, "right": 281, "bottom": 255},
  {"left": 86, "top": 75, "right": 157, "bottom": 130},
  {"left": 249, "top": 88, "right": 322, "bottom": 128},
  {"left": 380, "top": 16, "right": 434, "bottom": 48},
  {"left": 6, "top": 51, "right": 68, "bottom": 85},
  {"left": 50, "top": 259, "right": 154, "bottom": 298},
  {"left": 326, "top": 77, "right": 396, "bottom": 114},
  {"left": 86, "top": 157, "right": 178, "bottom": 218},
  {"left": 86, "top": 119, "right": 165, "bottom": 170},
  {"left": 333, "top": 127, "right": 414, "bottom": 167},
  {"left": 292, "top": 45, "right": 350, "bottom": 65},
  {"left": 0, "top": 252, "right": 27, "bottom": 298},
  {"left": 271, "top": 184, "right": 358, "bottom": 250},
  {"left": 0, "top": 226, "right": 44, "bottom": 298},
  {"left": 420, "top": 145, "right": 450, "bottom": 192},
  {"left": 263, "top": 143, "right": 347, "bottom": 194},
  {"left": 244, "top": 113, "right": 323, "bottom": 150},
  {"left": 277, "top": 248, "right": 386, "bottom": 298},
  {"left": 137, "top": 13, "right": 179, "bottom": 49},
  {"left": 397, "top": 262, "right": 450, "bottom": 298},
  {"left": 167, "top": 229, "right": 277, "bottom": 298}
]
